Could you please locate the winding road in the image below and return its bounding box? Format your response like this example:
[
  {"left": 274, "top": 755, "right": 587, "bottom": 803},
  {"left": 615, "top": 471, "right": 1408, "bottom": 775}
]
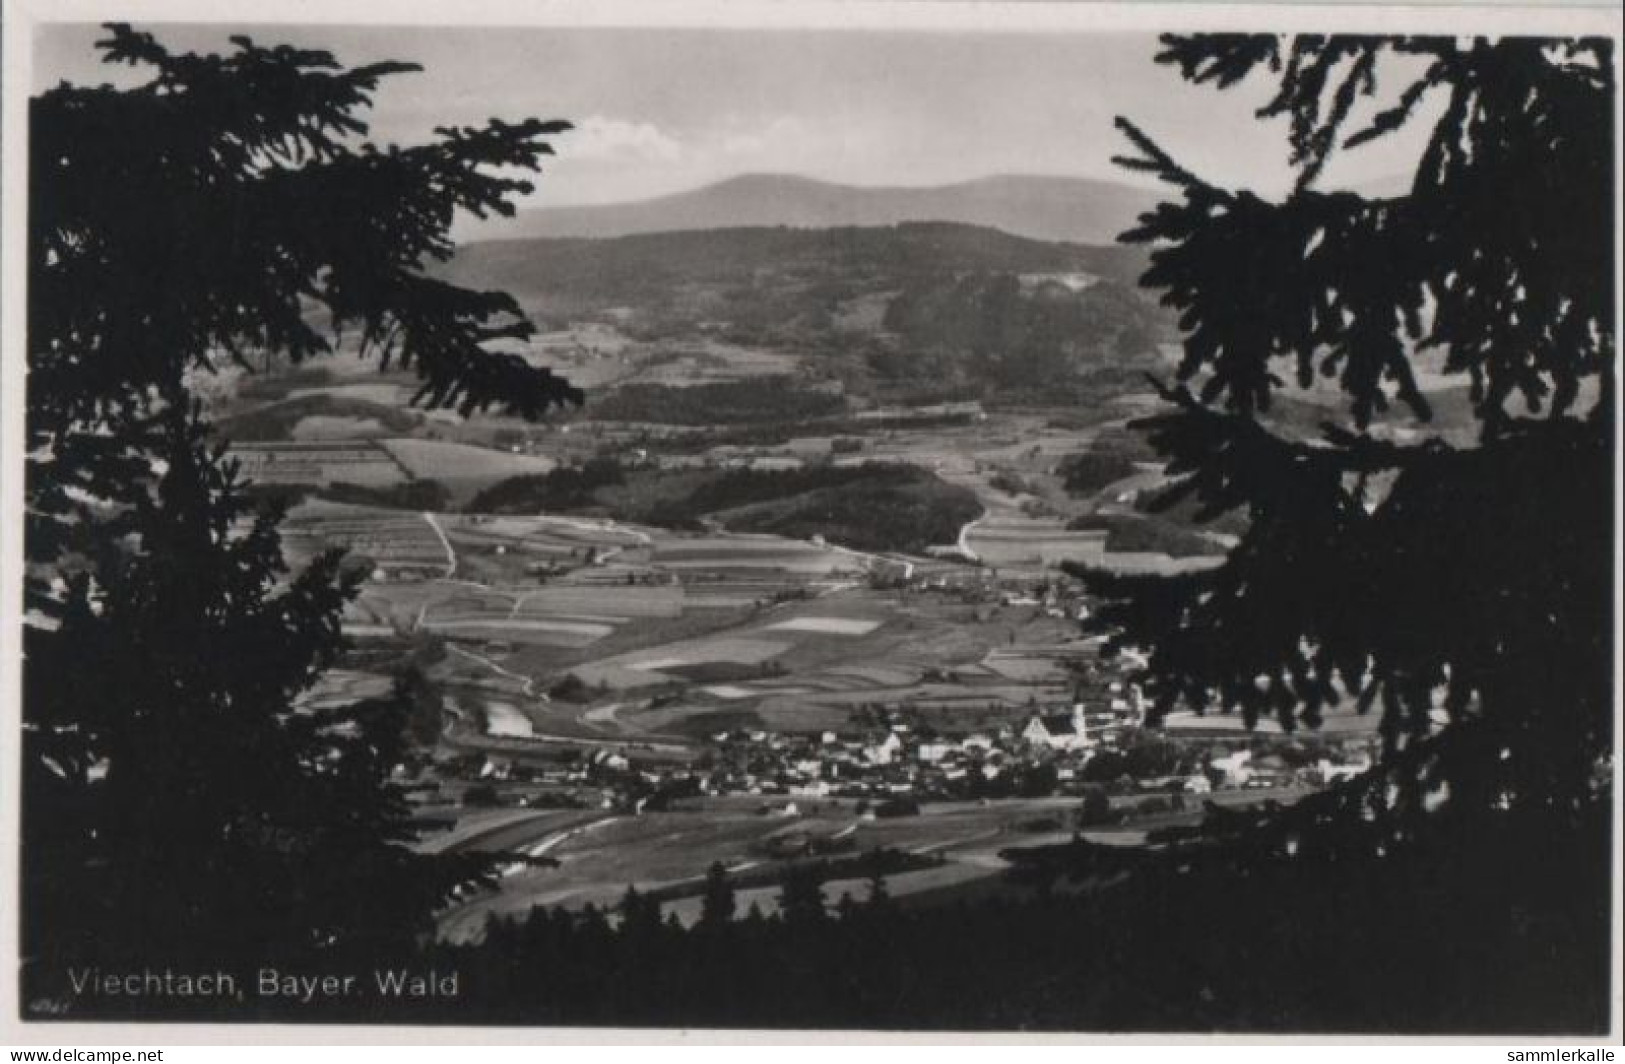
[{"left": 422, "top": 511, "right": 457, "bottom": 578}]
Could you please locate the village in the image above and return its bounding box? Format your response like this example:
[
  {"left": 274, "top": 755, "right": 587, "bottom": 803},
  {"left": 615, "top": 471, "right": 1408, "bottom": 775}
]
[
  {"left": 415, "top": 618, "right": 1380, "bottom": 938},
  {"left": 438, "top": 621, "right": 1377, "bottom": 821}
]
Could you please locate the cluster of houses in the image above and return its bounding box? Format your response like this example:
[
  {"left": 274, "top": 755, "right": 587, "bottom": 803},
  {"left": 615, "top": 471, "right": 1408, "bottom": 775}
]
[
  {"left": 688, "top": 695, "right": 1154, "bottom": 801},
  {"left": 439, "top": 604, "right": 1374, "bottom": 810},
  {"left": 452, "top": 688, "right": 1376, "bottom": 814},
  {"left": 1205, "top": 747, "right": 1373, "bottom": 789}
]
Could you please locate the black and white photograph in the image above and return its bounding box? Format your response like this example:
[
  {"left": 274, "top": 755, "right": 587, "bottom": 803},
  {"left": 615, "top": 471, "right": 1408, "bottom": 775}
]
[{"left": 1, "top": 0, "right": 1619, "bottom": 1042}]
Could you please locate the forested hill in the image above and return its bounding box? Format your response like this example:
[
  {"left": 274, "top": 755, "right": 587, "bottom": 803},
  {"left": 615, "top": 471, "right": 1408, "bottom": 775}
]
[{"left": 444, "top": 221, "right": 1152, "bottom": 300}]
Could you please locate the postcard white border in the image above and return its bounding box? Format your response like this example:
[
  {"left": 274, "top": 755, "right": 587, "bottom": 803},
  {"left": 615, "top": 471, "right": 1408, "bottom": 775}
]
[{"left": 2, "top": 0, "right": 1620, "bottom": 1048}]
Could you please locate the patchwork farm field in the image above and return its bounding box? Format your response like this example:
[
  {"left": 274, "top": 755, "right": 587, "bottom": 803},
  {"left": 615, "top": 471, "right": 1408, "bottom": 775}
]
[
  {"left": 623, "top": 339, "right": 800, "bottom": 387},
  {"left": 963, "top": 515, "right": 1110, "bottom": 569},
  {"left": 765, "top": 616, "right": 881, "bottom": 635},
  {"left": 287, "top": 503, "right": 984, "bottom": 739},
  {"left": 286, "top": 491, "right": 1104, "bottom": 755},
  {"left": 265, "top": 394, "right": 1229, "bottom": 791},
  {"left": 652, "top": 535, "right": 865, "bottom": 576},
  {"left": 566, "top": 599, "right": 1085, "bottom": 739},
  {"left": 232, "top": 440, "right": 407, "bottom": 489},
  {"left": 282, "top": 500, "right": 448, "bottom": 575},
  {"left": 229, "top": 434, "right": 567, "bottom": 508}
]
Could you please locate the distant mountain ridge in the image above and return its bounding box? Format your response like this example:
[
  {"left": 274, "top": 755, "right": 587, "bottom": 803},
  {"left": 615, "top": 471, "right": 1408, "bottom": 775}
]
[{"left": 482, "top": 173, "right": 1163, "bottom": 247}]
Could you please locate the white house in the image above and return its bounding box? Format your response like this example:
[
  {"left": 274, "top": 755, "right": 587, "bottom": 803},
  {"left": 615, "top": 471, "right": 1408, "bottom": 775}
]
[
  {"left": 1021, "top": 704, "right": 1094, "bottom": 752},
  {"left": 1209, "top": 749, "right": 1253, "bottom": 786},
  {"left": 865, "top": 731, "right": 904, "bottom": 765},
  {"left": 1314, "top": 754, "right": 1372, "bottom": 784}
]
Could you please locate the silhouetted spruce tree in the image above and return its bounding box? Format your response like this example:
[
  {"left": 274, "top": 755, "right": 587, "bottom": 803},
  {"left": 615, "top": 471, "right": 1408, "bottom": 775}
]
[
  {"left": 865, "top": 867, "right": 892, "bottom": 910},
  {"left": 778, "top": 864, "right": 829, "bottom": 928},
  {"left": 617, "top": 884, "right": 662, "bottom": 939},
  {"left": 1080, "top": 37, "right": 1613, "bottom": 843},
  {"left": 22, "top": 24, "right": 577, "bottom": 996},
  {"left": 698, "top": 860, "right": 737, "bottom": 929}
]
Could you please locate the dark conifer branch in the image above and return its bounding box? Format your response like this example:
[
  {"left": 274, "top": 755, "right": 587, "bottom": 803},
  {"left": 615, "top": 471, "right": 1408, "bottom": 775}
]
[
  {"left": 29, "top": 23, "right": 577, "bottom": 450},
  {"left": 23, "top": 25, "right": 576, "bottom": 969},
  {"left": 1086, "top": 33, "right": 1613, "bottom": 837}
]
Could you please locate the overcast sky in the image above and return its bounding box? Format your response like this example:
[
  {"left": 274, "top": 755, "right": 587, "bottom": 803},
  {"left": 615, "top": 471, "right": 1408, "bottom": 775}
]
[{"left": 34, "top": 22, "right": 1435, "bottom": 210}]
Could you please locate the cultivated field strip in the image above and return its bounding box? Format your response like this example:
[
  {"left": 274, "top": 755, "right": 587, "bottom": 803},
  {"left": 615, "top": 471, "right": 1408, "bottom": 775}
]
[{"left": 232, "top": 440, "right": 407, "bottom": 487}]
